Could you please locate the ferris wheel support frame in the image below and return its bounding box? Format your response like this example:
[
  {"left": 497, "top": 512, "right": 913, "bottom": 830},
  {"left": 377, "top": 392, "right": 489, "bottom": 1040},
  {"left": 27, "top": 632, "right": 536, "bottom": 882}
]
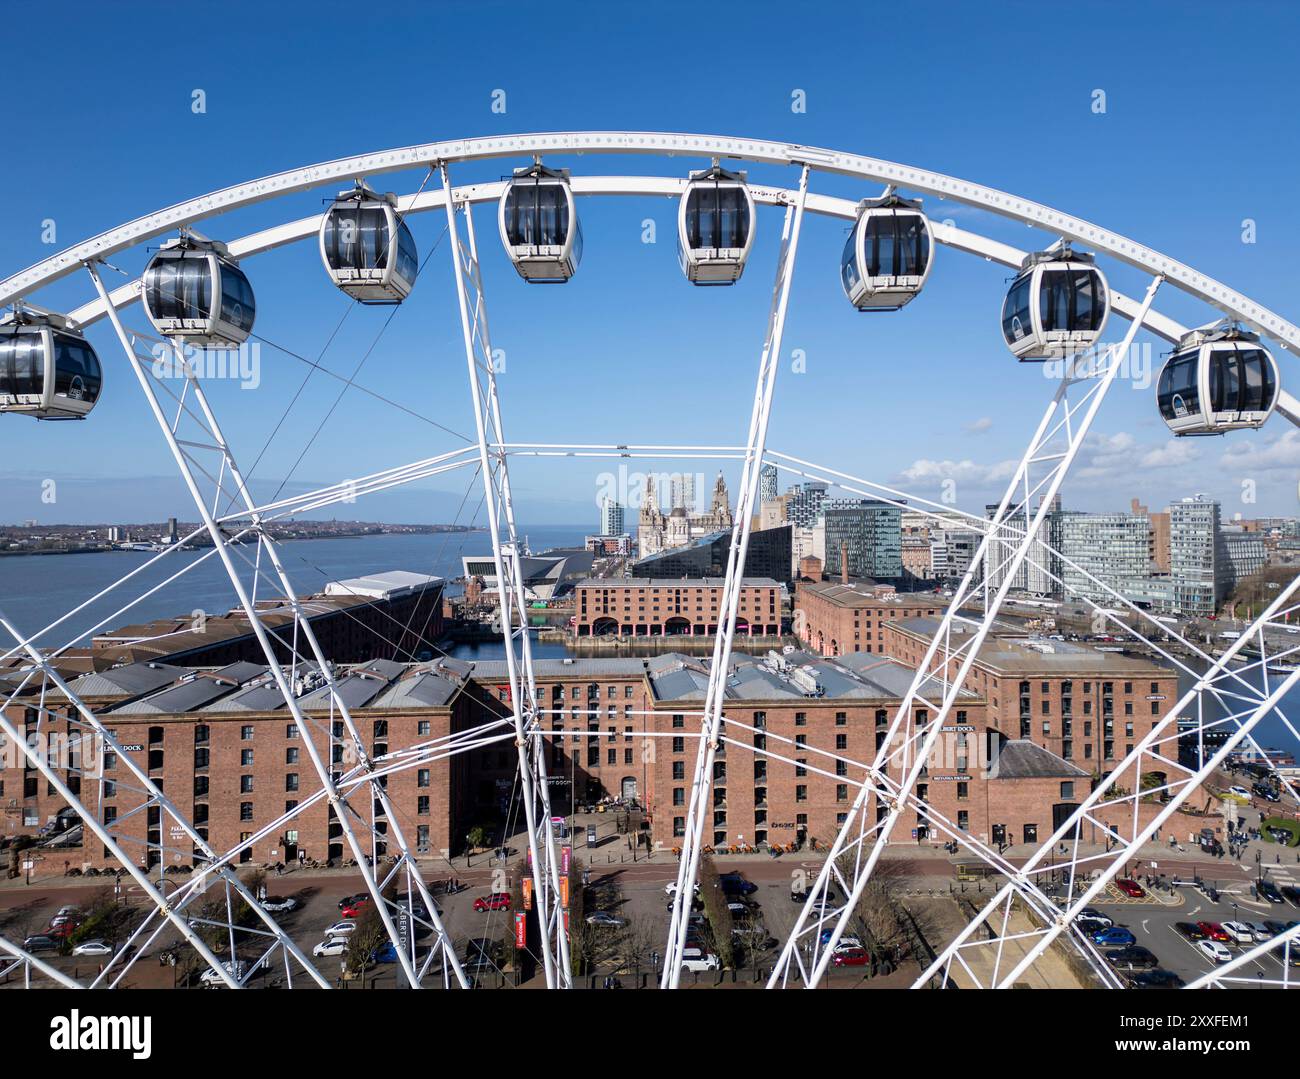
[
  {"left": 662, "top": 166, "right": 810, "bottom": 987},
  {"left": 919, "top": 575, "right": 1300, "bottom": 988},
  {"left": 85, "top": 263, "right": 469, "bottom": 990},
  {"left": 0, "top": 934, "right": 85, "bottom": 989},
  {"left": 768, "top": 275, "right": 1164, "bottom": 988},
  {"left": 439, "top": 163, "right": 572, "bottom": 988}
]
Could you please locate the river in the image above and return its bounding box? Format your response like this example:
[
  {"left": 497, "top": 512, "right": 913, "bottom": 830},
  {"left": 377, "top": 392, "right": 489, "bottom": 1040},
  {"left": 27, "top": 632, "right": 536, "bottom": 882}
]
[{"left": 0, "top": 525, "right": 586, "bottom": 650}]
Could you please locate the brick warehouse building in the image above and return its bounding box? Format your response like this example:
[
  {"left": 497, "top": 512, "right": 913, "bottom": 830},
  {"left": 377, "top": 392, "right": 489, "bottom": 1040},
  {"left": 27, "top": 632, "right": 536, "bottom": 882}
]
[
  {"left": 795, "top": 580, "right": 945, "bottom": 656},
  {"left": 2, "top": 640, "right": 1180, "bottom": 870},
  {"left": 573, "top": 577, "right": 783, "bottom": 637},
  {"left": 881, "top": 619, "right": 1179, "bottom": 771}
]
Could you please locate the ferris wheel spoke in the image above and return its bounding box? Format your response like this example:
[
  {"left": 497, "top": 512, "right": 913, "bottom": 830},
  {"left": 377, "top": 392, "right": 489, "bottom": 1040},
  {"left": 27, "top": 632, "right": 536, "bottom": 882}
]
[{"left": 441, "top": 162, "right": 571, "bottom": 988}]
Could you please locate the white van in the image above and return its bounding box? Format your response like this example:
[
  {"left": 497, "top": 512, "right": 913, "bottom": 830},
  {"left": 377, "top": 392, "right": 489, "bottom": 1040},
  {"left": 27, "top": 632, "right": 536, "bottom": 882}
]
[{"left": 681, "top": 947, "right": 720, "bottom": 972}]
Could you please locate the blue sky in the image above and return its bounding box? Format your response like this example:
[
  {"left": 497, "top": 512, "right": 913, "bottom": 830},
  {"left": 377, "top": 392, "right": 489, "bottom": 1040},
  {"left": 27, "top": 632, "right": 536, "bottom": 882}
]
[{"left": 2, "top": 0, "right": 1298, "bottom": 529}]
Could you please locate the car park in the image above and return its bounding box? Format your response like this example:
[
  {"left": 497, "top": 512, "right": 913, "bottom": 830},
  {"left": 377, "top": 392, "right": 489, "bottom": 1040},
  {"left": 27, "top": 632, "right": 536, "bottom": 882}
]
[
  {"left": 1197, "top": 939, "right": 1232, "bottom": 964},
  {"left": 1219, "top": 921, "right": 1255, "bottom": 945},
  {"left": 1175, "top": 921, "right": 1206, "bottom": 941},
  {"left": 1091, "top": 926, "right": 1136, "bottom": 947},
  {"left": 71, "top": 940, "right": 113, "bottom": 956},
  {"left": 1115, "top": 879, "right": 1146, "bottom": 899},
  {"left": 473, "top": 892, "right": 511, "bottom": 913},
  {"left": 313, "top": 938, "right": 347, "bottom": 957}
]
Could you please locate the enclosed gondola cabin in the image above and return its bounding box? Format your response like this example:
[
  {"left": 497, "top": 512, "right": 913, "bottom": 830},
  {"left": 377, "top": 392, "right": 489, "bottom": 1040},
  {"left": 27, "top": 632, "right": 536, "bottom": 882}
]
[
  {"left": 142, "top": 235, "right": 256, "bottom": 347},
  {"left": 840, "top": 193, "right": 933, "bottom": 311},
  {"left": 677, "top": 167, "right": 754, "bottom": 284},
  {"left": 0, "top": 309, "right": 102, "bottom": 420},
  {"left": 1001, "top": 245, "right": 1109, "bottom": 361},
  {"left": 319, "top": 184, "right": 418, "bottom": 303},
  {"left": 498, "top": 164, "right": 582, "bottom": 282},
  {"left": 1156, "top": 323, "right": 1279, "bottom": 436}
]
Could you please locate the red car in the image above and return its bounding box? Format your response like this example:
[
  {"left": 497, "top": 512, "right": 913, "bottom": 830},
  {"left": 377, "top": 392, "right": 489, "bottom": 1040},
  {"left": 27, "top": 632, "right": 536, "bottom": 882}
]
[
  {"left": 48, "top": 920, "right": 80, "bottom": 940},
  {"left": 831, "top": 947, "right": 870, "bottom": 967},
  {"left": 1116, "top": 879, "right": 1146, "bottom": 899},
  {"left": 473, "top": 892, "right": 511, "bottom": 913},
  {"left": 1197, "top": 921, "right": 1230, "bottom": 943},
  {"left": 341, "top": 897, "right": 371, "bottom": 919}
]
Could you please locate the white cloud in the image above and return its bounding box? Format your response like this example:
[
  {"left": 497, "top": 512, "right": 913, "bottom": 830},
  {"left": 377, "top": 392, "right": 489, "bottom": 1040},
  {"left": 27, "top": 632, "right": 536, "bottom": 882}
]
[
  {"left": 965, "top": 417, "right": 993, "bottom": 435},
  {"left": 1219, "top": 428, "right": 1300, "bottom": 475},
  {"left": 894, "top": 457, "right": 1018, "bottom": 489}
]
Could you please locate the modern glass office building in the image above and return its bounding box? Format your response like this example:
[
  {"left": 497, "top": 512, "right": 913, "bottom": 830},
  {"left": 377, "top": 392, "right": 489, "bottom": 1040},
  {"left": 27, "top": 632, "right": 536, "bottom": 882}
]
[{"left": 823, "top": 499, "right": 902, "bottom": 580}]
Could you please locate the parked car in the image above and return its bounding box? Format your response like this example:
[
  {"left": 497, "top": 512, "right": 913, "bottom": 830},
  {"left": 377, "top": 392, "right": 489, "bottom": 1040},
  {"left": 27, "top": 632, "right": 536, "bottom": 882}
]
[
  {"left": 664, "top": 882, "right": 700, "bottom": 897},
  {"left": 1115, "top": 879, "right": 1146, "bottom": 899},
  {"left": 666, "top": 896, "right": 704, "bottom": 913},
  {"left": 1091, "top": 926, "right": 1136, "bottom": 947},
  {"left": 473, "top": 892, "right": 511, "bottom": 913},
  {"left": 461, "top": 939, "right": 504, "bottom": 975},
  {"left": 22, "top": 934, "right": 58, "bottom": 954},
  {"left": 341, "top": 897, "right": 371, "bottom": 919},
  {"left": 1220, "top": 921, "right": 1256, "bottom": 945},
  {"left": 261, "top": 896, "right": 299, "bottom": 913},
  {"left": 1075, "top": 917, "right": 1110, "bottom": 937},
  {"left": 338, "top": 893, "right": 367, "bottom": 911},
  {"left": 720, "top": 873, "right": 758, "bottom": 896},
  {"left": 313, "top": 938, "right": 347, "bottom": 957},
  {"left": 325, "top": 921, "right": 357, "bottom": 938},
  {"left": 1129, "top": 969, "right": 1184, "bottom": 989},
  {"left": 725, "top": 900, "right": 758, "bottom": 916},
  {"left": 1197, "top": 921, "right": 1230, "bottom": 943},
  {"left": 1078, "top": 907, "right": 1113, "bottom": 928},
  {"left": 369, "top": 942, "right": 398, "bottom": 964},
  {"left": 1254, "top": 784, "right": 1281, "bottom": 803},
  {"left": 680, "top": 947, "right": 720, "bottom": 973},
  {"left": 71, "top": 940, "right": 113, "bottom": 956},
  {"left": 1105, "top": 945, "right": 1158, "bottom": 971},
  {"left": 1227, "top": 785, "right": 1252, "bottom": 800},
  {"left": 1282, "top": 886, "right": 1300, "bottom": 907},
  {"left": 1244, "top": 922, "right": 1273, "bottom": 943},
  {"left": 1197, "top": 939, "right": 1232, "bottom": 964},
  {"left": 586, "top": 911, "right": 627, "bottom": 928},
  {"left": 1175, "top": 921, "right": 1206, "bottom": 941},
  {"left": 1256, "top": 879, "right": 1284, "bottom": 904},
  {"left": 831, "top": 947, "right": 870, "bottom": 967},
  {"left": 199, "top": 960, "right": 248, "bottom": 985}
]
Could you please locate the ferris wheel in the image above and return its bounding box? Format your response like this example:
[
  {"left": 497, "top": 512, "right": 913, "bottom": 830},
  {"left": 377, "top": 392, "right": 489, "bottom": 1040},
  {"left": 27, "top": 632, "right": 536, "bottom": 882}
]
[{"left": 1, "top": 131, "right": 1298, "bottom": 991}]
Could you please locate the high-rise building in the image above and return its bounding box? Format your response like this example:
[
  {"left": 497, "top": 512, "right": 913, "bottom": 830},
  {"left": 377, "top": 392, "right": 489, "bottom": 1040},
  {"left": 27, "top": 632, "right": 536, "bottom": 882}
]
[
  {"left": 759, "top": 463, "right": 778, "bottom": 504},
  {"left": 1222, "top": 530, "right": 1267, "bottom": 589},
  {"left": 984, "top": 504, "right": 1029, "bottom": 593},
  {"left": 823, "top": 499, "right": 902, "bottom": 580},
  {"left": 1059, "top": 513, "right": 1153, "bottom": 604},
  {"left": 599, "top": 496, "right": 624, "bottom": 537},
  {"left": 786, "top": 482, "right": 828, "bottom": 529},
  {"left": 1169, "top": 496, "right": 1229, "bottom": 616},
  {"left": 931, "top": 527, "right": 982, "bottom": 580}
]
